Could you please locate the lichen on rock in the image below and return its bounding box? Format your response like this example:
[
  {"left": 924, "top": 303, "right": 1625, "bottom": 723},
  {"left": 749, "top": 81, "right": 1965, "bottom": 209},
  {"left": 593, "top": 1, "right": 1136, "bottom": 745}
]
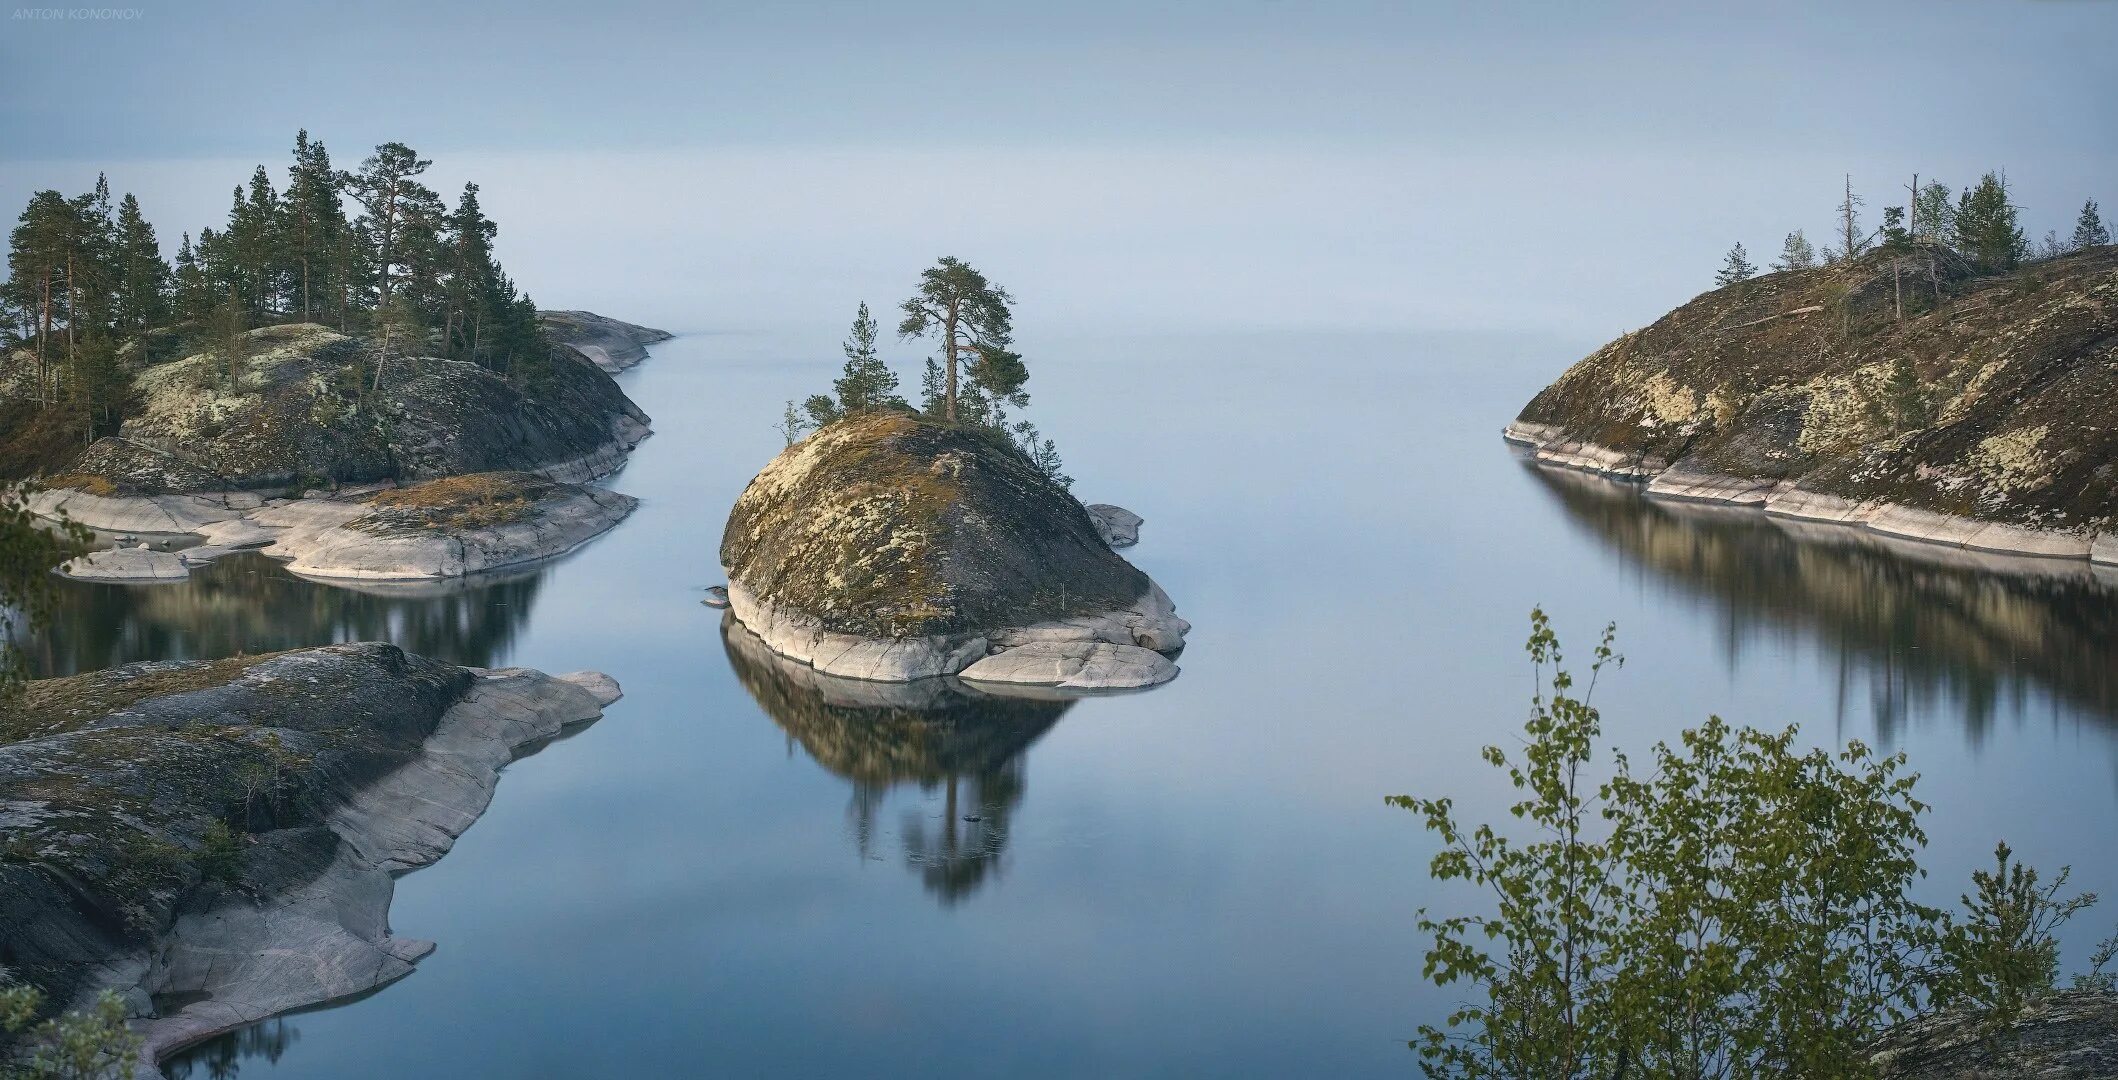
[{"left": 719, "top": 412, "right": 1188, "bottom": 684}]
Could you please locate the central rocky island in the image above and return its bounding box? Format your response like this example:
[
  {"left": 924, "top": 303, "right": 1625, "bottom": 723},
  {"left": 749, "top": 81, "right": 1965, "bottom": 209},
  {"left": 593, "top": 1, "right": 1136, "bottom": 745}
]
[{"left": 719, "top": 412, "right": 1188, "bottom": 688}]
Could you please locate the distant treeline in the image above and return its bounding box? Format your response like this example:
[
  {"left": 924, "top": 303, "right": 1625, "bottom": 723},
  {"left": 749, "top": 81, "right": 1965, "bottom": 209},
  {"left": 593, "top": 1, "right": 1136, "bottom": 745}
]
[
  {"left": 1714, "top": 171, "right": 2109, "bottom": 286},
  {"left": 1, "top": 132, "right": 552, "bottom": 454}
]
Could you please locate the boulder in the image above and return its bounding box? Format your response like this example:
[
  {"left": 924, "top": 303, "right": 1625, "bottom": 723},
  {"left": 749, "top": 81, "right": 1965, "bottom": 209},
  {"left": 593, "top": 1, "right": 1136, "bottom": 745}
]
[
  {"left": 1085, "top": 503, "right": 1144, "bottom": 547},
  {"left": 1871, "top": 990, "right": 2118, "bottom": 1077},
  {"left": 719, "top": 412, "right": 1188, "bottom": 682}
]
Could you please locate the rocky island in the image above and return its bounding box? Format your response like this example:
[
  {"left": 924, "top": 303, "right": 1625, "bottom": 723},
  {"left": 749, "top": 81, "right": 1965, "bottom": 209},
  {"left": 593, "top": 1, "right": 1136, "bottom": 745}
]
[
  {"left": 0, "top": 643, "right": 620, "bottom": 1074},
  {"left": 1508, "top": 244, "right": 2118, "bottom": 564},
  {"left": 719, "top": 412, "right": 1188, "bottom": 689},
  {"left": 16, "top": 313, "right": 663, "bottom": 584}
]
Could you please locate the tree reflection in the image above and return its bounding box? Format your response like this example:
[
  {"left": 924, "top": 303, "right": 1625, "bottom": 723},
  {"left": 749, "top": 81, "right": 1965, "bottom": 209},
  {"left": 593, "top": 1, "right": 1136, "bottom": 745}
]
[
  {"left": 720, "top": 613, "right": 1075, "bottom": 904},
  {"left": 1525, "top": 461, "right": 2118, "bottom": 741},
  {"left": 164, "top": 1019, "right": 299, "bottom": 1079},
  {"left": 27, "top": 553, "right": 546, "bottom": 676}
]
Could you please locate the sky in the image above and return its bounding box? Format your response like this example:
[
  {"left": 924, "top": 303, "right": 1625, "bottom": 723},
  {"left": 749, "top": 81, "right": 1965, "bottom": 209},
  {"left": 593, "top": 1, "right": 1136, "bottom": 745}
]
[{"left": 2, "top": 0, "right": 2113, "bottom": 337}]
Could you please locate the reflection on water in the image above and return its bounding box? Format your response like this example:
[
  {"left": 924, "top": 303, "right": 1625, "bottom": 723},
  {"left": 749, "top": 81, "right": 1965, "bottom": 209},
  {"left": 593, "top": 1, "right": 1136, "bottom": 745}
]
[
  {"left": 720, "top": 614, "right": 1074, "bottom": 904},
  {"left": 164, "top": 1019, "right": 299, "bottom": 1079},
  {"left": 1526, "top": 460, "right": 2118, "bottom": 742},
  {"left": 29, "top": 554, "right": 547, "bottom": 676}
]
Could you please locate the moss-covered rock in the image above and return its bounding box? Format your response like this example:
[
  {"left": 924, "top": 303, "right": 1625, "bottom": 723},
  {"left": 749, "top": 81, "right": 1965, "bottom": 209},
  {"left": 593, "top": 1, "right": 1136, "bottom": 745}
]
[
  {"left": 40, "top": 319, "right": 650, "bottom": 498},
  {"left": 719, "top": 412, "right": 1187, "bottom": 681},
  {"left": 0, "top": 643, "right": 617, "bottom": 1067},
  {"left": 1513, "top": 245, "right": 2118, "bottom": 551}
]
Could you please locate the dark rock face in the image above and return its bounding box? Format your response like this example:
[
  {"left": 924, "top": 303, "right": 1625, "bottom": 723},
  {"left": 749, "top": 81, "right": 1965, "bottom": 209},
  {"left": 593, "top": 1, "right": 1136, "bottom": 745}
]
[
  {"left": 0, "top": 645, "right": 467, "bottom": 1017},
  {"left": 1516, "top": 246, "right": 2118, "bottom": 530},
  {"left": 721, "top": 412, "right": 1147, "bottom": 640},
  {"left": 1871, "top": 990, "right": 2118, "bottom": 1077},
  {"left": 536, "top": 310, "right": 672, "bottom": 373},
  {"left": 52, "top": 321, "right": 650, "bottom": 496}
]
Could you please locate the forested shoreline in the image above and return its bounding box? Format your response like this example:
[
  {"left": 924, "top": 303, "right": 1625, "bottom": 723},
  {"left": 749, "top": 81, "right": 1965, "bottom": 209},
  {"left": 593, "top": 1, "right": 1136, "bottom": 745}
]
[{"left": 2, "top": 133, "right": 554, "bottom": 478}]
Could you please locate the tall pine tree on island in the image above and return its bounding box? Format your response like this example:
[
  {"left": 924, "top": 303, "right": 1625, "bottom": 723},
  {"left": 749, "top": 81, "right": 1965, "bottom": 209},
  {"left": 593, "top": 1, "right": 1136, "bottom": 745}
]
[{"left": 898, "top": 257, "right": 1015, "bottom": 424}]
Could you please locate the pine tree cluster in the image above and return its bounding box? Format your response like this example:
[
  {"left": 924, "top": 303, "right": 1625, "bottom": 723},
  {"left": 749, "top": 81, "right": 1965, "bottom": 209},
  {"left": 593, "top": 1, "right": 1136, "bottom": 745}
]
[
  {"left": 1714, "top": 172, "right": 2107, "bottom": 289},
  {"left": 2, "top": 131, "right": 553, "bottom": 451}
]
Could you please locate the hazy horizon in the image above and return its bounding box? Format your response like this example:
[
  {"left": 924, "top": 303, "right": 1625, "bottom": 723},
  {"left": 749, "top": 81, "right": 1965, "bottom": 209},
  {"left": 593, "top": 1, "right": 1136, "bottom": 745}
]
[{"left": 5, "top": 1, "right": 2112, "bottom": 338}]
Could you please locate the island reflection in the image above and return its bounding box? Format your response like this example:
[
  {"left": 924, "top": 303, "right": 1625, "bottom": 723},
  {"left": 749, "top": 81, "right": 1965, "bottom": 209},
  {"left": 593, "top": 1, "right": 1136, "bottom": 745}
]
[
  {"left": 26, "top": 553, "right": 546, "bottom": 676},
  {"left": 720, "top": 613, "right": 1075, "bottom": 904},
  {"left": 1525, "top": 460, "right": 2118, "bottom": 742}
]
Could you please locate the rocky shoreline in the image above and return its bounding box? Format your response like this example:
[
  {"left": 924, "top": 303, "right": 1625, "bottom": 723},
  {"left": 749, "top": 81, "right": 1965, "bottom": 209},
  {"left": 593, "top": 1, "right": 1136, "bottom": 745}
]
[
  {"left": 0, "top": 645, "right": 619, "bottom": 1077},
  {"left": 27, "top": 310, "right": 667, "bottom": 585},
  {"left": 1509, "top": 245, "right": 2118, "bottom": 569},
  {"left": 1506, "top": 420, "right": 2118, "bottom": 567}
]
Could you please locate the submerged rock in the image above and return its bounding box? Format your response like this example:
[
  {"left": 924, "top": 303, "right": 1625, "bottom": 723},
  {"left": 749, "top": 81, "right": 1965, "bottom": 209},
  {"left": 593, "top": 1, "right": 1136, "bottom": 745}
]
[
  {"left": 719, "top": 412, "right": 1188, "bottom": 683},
  {"left": 1510, "top": 245, "right": 2118, "bottom": 563},
  {"left": 0, "top": 644, "right": 618, "bottom": 1074},
  {"left": 55, "top": 546, "right": 190, "bottom": 583},
  {"left": 536, "top": 310, "right": 674, "bottom": 373}
]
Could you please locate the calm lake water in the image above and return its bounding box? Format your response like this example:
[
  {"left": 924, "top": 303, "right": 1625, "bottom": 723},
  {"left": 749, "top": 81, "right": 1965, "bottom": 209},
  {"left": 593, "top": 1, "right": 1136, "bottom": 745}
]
[{"left": 40, "top": 328, "right": 2118, "bottom": 1078}]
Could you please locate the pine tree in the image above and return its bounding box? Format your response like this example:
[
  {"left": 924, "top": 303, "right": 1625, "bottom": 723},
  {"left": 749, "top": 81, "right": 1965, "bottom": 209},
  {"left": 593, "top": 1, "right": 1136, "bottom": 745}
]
[
  {"left": 1773, "top": 230, "right": 1817, "bottom": 271},
  {"left": 1955, "top": 172, "right": 2025, "bottom": 274},
  {"left": 172, "top": 232, "right": 211, "bottom": 326},
  {"left": 898, "top": 257, "right": 1015, "bottom": 424},
  {"left": 918, "top": 356, "right": 946, "bottom": 417},
  {"left": 281, "top": 130, "right": 350, "bottom": 324},
  {"left": 2074, "top": 199, "right": 2110, "bottom": 250},
  {"left": 442, "top": 183, "right": 498, "bottom": 364},
  {"left": 111, "top": 193, "right": 169, "bottom": 335},
  {"left": 343, "top": 143, "right": 435, "bottom": 312},
  {"left": 1714, "top": 243, "right": 1756, "bottom": 287},
  {"left": 829, "top": 302, "right": 902, "bottom": 416}
]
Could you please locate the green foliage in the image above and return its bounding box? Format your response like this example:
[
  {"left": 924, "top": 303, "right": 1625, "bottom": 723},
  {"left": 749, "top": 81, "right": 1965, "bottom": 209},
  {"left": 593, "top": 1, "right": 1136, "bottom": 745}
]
[
  {"left": 194, "top": 820, "right": 244, "bottom": 885},
  {"left": 898, "top": 256, "right": 1015, "bottom": 425},
  {"left": 1912, "top": 180, "right": 1955, "bottom": 245},
  {"left": 1930, "top": 843, "right": 2095, "bottom": 1029},
  {"left": 1772, "top": 230, "right": 1816, "bottom": 272},
  {"left": 0, "top": 981, "right": 141, "bottom": 1080},
  {"left": 774, "top": 400, "right": 809, "bottom": 447},
  {"left": 1393, "top": 610, "right": 1942, "bottom": 1079},
  {"left": 0, "top": 491, "right": 90, "bottom": 697},
  {"left": 2073, "top": 199, "right": 2110, "bottom": 250},
  {"left": 1714, "top": 243, "right": 1756, "bottom": 287},
  {"left": 1955, "top": 172, "right": 2026, "bottom": 274}
]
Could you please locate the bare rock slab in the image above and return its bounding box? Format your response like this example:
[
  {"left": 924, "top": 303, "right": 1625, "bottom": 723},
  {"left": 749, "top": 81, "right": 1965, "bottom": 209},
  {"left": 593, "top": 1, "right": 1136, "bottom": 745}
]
[{"left": 960, "top": 641, "right": 1178, "bottom": 690}]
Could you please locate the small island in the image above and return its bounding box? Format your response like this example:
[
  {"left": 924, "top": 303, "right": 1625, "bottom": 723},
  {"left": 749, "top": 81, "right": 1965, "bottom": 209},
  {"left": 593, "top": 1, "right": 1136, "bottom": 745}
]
[
  {"left": 1508, "top": 186, "right": 2118, "bottom": 566},
  {"left": 720, "top": 261, "right": 1189, "bottom": 688}
]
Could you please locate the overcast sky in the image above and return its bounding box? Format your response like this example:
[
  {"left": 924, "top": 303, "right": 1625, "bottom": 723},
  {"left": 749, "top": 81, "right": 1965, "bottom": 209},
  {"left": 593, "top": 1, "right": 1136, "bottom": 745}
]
[{"left": 3, "top": 0, "right": 2113, "bottom": 337}]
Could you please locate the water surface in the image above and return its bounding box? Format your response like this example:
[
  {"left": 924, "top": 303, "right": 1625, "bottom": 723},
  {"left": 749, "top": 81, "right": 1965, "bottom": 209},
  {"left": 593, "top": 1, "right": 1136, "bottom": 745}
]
[{"left": 41, "top": 328, "right": 2115, "bottom": 1078}]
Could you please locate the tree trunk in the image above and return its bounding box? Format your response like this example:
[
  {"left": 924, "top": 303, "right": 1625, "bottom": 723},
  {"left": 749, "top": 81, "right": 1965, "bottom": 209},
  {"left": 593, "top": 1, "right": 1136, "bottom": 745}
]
[{"left": 942, "top": 303, "right": 960, "bottom": 423}]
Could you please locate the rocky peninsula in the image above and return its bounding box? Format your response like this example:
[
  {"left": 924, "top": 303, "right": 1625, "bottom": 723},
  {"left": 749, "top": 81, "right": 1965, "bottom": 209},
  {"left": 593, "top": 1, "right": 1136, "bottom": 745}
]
[
  {"left": 719, "top": 412, "right": 1188, "bottom": 689},
  {"left": 19, "top": 313, "right": 663, "bottom": 583},
  {"left": 537, "top": 309, "right": 673, "bottom": 374},
  {"left": 1508, "top": 245, "right": 2118, "bottom": 564},
  {"left": 0, "top": 643, "right": 620, "bottom": 1075}
]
